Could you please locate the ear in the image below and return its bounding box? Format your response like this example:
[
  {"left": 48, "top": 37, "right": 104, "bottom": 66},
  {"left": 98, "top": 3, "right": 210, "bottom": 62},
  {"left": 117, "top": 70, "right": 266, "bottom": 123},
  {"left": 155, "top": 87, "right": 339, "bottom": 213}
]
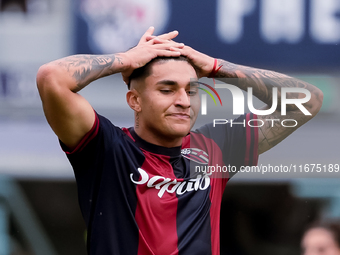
[{"left": 126, "top": 89, "right": 142, "bottom": 112}]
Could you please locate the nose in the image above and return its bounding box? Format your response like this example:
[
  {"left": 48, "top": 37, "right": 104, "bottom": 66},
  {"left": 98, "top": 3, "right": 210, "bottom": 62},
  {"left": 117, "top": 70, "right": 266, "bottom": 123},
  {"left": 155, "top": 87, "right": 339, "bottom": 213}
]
[{"left": 174, "top": 89, "right": 190, "bottom": 108}]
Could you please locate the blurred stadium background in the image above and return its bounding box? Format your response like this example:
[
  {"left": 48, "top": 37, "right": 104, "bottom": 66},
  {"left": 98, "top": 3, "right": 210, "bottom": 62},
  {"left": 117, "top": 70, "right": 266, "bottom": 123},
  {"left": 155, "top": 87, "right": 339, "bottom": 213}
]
[{"left": 0, "top": 0, "right": 340, "bottom": 254}]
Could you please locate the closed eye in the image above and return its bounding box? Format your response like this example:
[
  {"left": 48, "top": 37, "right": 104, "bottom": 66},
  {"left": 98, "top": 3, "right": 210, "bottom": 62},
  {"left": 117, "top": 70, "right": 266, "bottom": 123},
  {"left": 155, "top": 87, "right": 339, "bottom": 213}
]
[
  {"left": 187, "top": 88, "right": 198, "bottom": 96},
  {"left": 188, "top": 91, "right": 197, "bottom": 96},
  {"left": 160, "top": 89, "right": 173, "bottom": 94}
]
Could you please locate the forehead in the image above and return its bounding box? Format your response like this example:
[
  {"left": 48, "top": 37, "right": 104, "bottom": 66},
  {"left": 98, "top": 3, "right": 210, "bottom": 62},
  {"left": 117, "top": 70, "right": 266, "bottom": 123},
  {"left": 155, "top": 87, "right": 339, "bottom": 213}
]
[
  {"left": 303, "top": 228, "right": 336, "bottom": 245},
  {"left": 146, "top": 60, "right": 197, "bottom": 84}
]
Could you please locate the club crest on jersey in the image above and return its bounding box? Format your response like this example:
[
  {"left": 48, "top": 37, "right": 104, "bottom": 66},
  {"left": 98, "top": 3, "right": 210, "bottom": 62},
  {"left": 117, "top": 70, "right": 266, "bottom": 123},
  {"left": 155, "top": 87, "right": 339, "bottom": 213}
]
[{"left": 181, "top": 148, "right": 209, "bottom": 165}]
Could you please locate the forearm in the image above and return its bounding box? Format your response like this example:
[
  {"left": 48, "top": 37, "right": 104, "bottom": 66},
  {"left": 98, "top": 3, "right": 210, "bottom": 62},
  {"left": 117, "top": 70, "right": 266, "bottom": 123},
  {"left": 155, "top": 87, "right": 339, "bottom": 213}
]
[
  {"left": 214, "top": 59, "right": 323, "bottom": 115},
  {"left": 37, "top": 53, "right": 125, "bottom": 93}
]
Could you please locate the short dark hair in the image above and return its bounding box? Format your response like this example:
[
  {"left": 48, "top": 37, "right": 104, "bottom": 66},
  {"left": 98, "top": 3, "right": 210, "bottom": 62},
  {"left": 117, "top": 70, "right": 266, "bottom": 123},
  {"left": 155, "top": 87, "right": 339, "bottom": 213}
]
[{"left": 128, "top": 56, "right": 190, "bottom": 89}]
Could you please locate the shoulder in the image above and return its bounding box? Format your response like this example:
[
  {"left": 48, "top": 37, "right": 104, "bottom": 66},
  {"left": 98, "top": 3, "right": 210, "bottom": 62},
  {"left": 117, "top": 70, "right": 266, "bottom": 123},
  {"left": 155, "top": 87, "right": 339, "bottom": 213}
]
[{"left": 62, "top": 112, "right": 132, "bottom": 155}]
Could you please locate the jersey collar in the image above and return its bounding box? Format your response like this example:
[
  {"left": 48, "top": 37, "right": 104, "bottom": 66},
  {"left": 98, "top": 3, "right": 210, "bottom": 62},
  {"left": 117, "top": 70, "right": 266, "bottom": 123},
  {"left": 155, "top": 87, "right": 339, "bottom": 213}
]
[{"left": 129, "top": 128, "right": 182, "bottom": 157}]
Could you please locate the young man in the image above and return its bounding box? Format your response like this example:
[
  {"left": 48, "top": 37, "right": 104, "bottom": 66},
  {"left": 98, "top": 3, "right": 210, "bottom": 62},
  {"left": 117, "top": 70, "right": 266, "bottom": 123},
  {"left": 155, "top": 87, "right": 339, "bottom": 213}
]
[{"left": 37, "top": 27, "right": 323, "bottom": 255}]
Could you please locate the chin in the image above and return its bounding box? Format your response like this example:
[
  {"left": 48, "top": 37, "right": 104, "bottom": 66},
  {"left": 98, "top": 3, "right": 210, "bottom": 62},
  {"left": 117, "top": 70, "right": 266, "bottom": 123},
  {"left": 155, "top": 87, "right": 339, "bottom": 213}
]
[{"left": 168, "top": 124, "right": 191, "bottom": 137}]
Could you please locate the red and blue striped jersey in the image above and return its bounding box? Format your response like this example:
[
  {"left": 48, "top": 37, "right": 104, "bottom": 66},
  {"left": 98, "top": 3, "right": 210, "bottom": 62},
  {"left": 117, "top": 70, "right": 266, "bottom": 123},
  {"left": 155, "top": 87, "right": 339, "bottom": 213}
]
[{"left": 61, "top": 112, "right": 258, "bottom": 255}]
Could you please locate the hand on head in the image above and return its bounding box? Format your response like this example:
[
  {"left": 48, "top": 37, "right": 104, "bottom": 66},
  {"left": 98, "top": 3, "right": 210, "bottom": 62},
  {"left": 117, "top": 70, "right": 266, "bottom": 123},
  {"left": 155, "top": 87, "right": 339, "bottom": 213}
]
[
  {"left": 143, "top": 28, "right": 216, "bottom": 79},
  {"left": 121, "top": 27, "right": 216, "bottom": 85},
  {"left": 121, "top": 27, "right": 184, "bottom": 85}
]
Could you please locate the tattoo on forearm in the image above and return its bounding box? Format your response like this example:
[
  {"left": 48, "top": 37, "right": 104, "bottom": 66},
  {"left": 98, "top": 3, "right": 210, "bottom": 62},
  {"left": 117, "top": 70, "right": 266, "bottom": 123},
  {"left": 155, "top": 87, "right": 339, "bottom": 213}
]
[
  {"left": 56, "top": 54, "right": 116, "bottom": 90},
  {"left": 258, "top": 111, "right": 309, "bottom": 154},
  {"left": 215, "top": 60, "right": 323, "bottom": 112},
  {"left": 214, "top": 60, "right": 323, "bottom": 154},
  {"left": 116, "top": 56, "right": 123, "bottom": 65}
]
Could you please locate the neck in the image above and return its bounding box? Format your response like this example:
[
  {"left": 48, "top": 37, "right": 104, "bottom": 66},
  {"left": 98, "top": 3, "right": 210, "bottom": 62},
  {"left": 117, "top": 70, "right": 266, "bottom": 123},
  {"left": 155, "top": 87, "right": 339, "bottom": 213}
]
[{"left": 134, "top": 125, "right": 184, "bottom": 148}]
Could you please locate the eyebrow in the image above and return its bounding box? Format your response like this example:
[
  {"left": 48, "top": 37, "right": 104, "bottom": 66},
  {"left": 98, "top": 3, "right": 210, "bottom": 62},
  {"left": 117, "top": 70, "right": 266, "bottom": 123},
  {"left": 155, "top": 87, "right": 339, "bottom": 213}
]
[
  {"left": 156, "top": 80, "right": 178, "bottom": 86},
  {"left": 190, "top": 81, "right": 199, "bottom": 87},
  {"left": 155, "top": 79, "right": 199, "bottom": 87}
]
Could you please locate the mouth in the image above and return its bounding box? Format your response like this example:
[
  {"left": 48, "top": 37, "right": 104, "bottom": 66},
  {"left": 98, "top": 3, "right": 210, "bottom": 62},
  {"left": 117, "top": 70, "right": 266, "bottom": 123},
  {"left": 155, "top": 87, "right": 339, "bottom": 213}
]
[{"left": 167, "top": 113, "right": 191, "bottom": 120}]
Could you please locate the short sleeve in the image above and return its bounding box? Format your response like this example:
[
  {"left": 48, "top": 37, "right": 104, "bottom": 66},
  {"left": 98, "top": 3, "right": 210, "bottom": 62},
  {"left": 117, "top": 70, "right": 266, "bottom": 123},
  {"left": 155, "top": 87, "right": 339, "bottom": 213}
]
[
  {"left": 59, "top": 112, "right": 125, "bottom": 174},
  {"left": 58, "top": 112, "right": 128, "bottom": 224},
  {"left": 59, "top": 113, "right": 100, "bottom": 155}
]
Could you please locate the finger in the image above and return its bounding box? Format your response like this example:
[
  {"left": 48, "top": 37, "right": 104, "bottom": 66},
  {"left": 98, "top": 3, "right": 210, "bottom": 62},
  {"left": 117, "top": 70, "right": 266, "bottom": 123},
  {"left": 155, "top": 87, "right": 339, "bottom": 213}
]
[
  {"left": 155, "top": 49, "right": 181, "bottom": 58},
  {"left": 170, "top": 46, "right": 193, "bottom": 57},
  {"left": 146, "top": 30, "right": 179, "bottom": 42},
  {"left": 138, "top": 26, "right": 155, "bottom": 44},
  {"left": 152, "top": 37, "right": 178, "bottom": 45},
  {"left": 170, "top": 47, "right": 187, "bottom": 56},
  {"left": 157, "top": 30, "right": 179, "bottom": 40},
  {"left": 148, "top": 38, "right": 185, "bottom": 48},
  {"left": 170, "top": 46, "right": 183, "bottom": 52},
  {"left": 152, "top": 44, "right": 185, "bottom": 53},
  {"left": 146, "top": 35, "right": 156, "bottom": 41}
]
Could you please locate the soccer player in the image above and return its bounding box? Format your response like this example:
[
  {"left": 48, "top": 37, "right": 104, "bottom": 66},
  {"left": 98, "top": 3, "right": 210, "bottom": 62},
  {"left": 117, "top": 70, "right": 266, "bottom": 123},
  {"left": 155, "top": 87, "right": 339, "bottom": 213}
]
[{"left": 37, "top": 27, "right": 323, "bottom": 254}]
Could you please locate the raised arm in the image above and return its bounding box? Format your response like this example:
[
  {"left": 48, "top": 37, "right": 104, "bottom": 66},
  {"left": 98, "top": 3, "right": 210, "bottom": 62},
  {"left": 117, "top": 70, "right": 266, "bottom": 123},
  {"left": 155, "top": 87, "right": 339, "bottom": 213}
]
[
  {"left": 213, "top": 60, "right": 323, "bottom": 154},
  {"left": 177, "top": 46, "right": 323, "bottom": 155},
  {"left": 37, "top": 27, "right": 183, "bottom": 149}
]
